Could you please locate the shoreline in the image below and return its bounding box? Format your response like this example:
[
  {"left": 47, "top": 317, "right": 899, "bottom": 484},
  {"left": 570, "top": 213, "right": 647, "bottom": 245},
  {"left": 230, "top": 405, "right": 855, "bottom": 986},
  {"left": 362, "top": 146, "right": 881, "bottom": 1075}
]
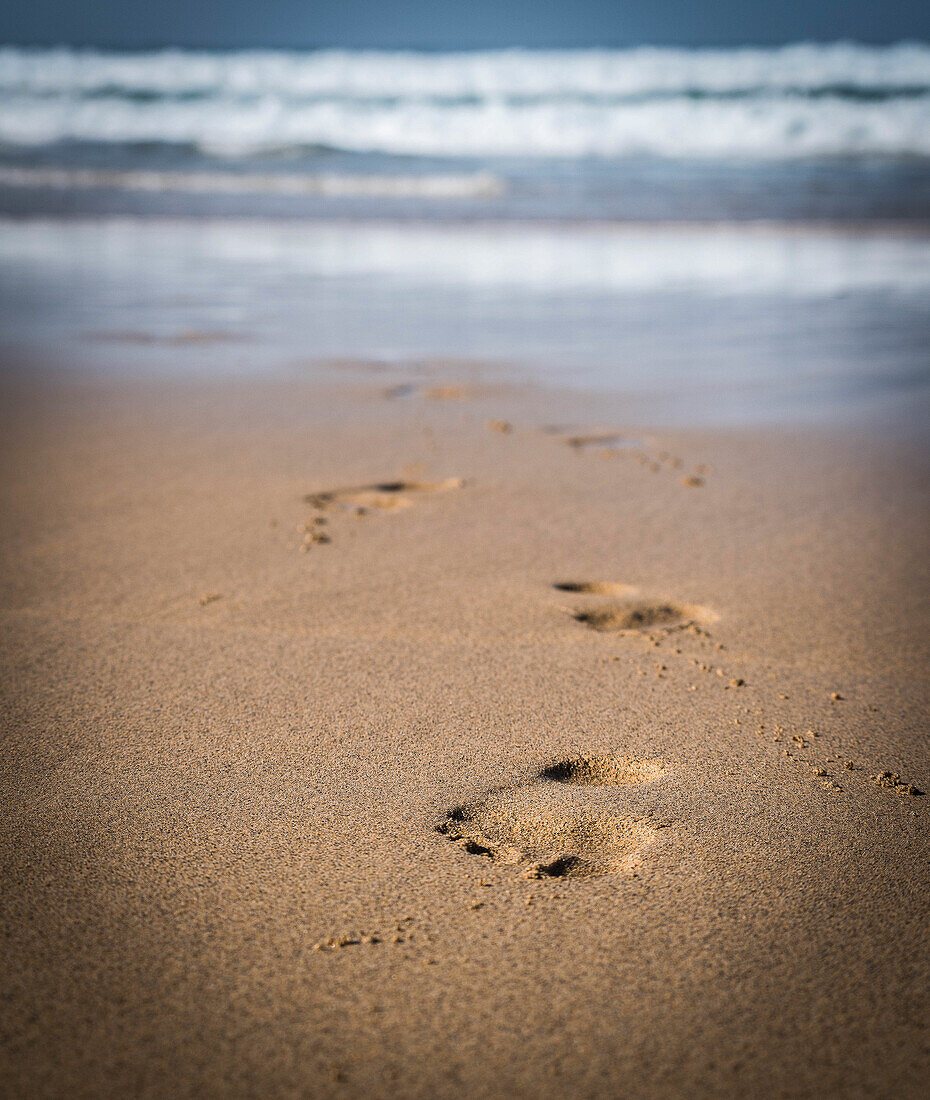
[{"left": 4, "top": 367, "right": 929, "bottom": 436}]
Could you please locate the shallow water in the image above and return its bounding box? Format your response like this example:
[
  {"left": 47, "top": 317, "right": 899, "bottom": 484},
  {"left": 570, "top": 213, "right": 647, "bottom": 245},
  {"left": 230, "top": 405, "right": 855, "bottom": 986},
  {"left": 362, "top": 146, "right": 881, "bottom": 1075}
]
[{"left": 2, "top": 216, "right": 928, "bottom": 427}]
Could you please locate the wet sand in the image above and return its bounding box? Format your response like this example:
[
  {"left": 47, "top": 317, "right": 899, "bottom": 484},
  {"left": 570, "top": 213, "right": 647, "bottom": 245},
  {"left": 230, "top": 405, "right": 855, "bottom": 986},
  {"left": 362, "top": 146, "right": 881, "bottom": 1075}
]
[{"left": 1, "top": 375, "right": 928, "bottom": 1098}]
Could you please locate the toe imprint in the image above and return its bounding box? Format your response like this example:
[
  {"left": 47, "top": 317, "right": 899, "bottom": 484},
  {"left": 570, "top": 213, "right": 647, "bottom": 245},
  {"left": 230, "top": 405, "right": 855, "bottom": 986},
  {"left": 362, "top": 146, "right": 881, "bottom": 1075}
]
[{"left": 553, "top": 581, "right": 638, "bottom": 596}]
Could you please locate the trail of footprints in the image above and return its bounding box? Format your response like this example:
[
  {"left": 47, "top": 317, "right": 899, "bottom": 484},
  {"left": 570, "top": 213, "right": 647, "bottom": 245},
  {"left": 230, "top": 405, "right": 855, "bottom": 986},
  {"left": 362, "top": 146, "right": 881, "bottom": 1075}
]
[
  {"left": 285, "top": 419, "right": 921, "bottom": 901},
  {"left": 437, "top": 579, "right": 920, "bottom": 885}
]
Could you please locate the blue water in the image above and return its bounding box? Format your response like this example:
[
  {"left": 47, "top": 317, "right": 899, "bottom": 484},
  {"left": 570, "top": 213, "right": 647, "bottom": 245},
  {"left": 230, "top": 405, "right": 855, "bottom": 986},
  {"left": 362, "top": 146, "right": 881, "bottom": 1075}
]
[{"left": 2, "top": 43, "right": 930, "bottom": 221}]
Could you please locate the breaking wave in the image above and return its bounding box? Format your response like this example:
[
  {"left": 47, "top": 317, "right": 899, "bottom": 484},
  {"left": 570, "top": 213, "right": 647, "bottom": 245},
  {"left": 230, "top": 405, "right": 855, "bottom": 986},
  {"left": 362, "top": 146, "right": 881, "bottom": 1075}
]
[{"left": 1, "top": 42, "right": 929, "bottom": 159}]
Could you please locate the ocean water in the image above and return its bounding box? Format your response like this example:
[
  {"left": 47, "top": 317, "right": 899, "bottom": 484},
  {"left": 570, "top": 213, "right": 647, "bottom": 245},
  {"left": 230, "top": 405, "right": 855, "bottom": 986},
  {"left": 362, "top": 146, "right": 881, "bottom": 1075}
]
[
  {"left": 3, "top": 42, "right": 930, "bottom": 160},
  {"left": 1, "top": 44, "right": 929, "bottom": 425},
  {"left": 3, "top": 42, "right": 930, "bottom": 220}
]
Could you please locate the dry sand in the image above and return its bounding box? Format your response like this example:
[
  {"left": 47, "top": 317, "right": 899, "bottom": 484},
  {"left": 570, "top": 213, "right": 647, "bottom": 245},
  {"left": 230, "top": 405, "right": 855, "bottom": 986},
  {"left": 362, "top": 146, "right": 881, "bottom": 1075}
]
[{"left": 1, "top": 375, "right": 928, "bottom": 1098}]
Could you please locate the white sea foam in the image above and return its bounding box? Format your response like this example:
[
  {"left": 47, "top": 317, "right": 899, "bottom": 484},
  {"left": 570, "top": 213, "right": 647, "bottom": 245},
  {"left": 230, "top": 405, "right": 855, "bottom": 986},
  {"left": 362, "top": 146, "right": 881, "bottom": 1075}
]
[
  {"left": 4, "top": 217, "right": 929, "bottom": 298},
  {"left": 0, "top": 166, "right": 504, "bottom": 198},
  {"left": 1, "top": 43, "right": 929, "bottom": 159}
]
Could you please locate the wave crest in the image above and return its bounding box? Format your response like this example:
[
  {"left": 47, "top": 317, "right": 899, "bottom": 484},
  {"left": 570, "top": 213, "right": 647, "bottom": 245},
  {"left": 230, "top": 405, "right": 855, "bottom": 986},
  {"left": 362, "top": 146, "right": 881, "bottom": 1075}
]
[{"left": 1, "top": 43, "right": 929, "bottom": 159}]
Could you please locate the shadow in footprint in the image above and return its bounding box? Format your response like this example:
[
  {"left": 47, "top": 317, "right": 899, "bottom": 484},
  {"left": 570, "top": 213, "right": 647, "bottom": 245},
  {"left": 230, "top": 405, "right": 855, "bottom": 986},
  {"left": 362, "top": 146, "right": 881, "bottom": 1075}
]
[
  {"left": 553, "top": 581, "right": 637, "bottom": 596},
  {"left": 571, "top": 600, "right": 716, "bottom": 634},
  {"left": 541, "top": 755, "right": 665, "bottom": 785},
  {"left": 563, "top": 433, "right": 643, "bottom": 451}
]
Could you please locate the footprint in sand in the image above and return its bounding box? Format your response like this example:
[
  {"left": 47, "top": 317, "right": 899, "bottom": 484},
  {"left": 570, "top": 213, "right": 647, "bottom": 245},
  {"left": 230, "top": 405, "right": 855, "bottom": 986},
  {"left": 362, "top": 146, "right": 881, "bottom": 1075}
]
[
  {"left": 297, "top": 477, "right": 463, "bottom": 550},
  {"left": 551, "top": 428, "right": 706, "bottom": 481},
  {"left": 555, "top": 583, "right": 717, "bottom": 634},
  {"left": 382, "top": 383, "right": 476, "bottom": 400},
  {"left": 438, "top": 755, "right": 667, "bottom": 879},
  {"left": 304, "top": 477, "right": 463, "bottom": 514}
]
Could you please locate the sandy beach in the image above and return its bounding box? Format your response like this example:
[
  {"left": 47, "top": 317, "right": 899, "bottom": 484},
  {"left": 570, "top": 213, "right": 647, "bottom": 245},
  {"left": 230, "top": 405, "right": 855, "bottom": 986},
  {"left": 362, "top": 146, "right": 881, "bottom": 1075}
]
[{"left": 1, "top": 373, "right": 927, "bottom": 1097}]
